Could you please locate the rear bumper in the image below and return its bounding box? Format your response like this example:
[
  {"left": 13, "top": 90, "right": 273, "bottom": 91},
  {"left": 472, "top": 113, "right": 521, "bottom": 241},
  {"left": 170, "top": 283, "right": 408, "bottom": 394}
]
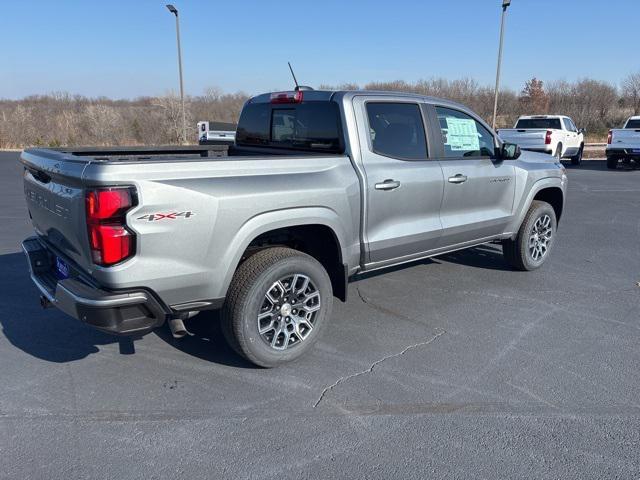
[
  {"left": 606, "top": 148, "right": 640, "bottom": 159},
  {"left": 521, "top": 147, "right": 553, "bottom": 155},
  {"left": 22, "top": 236, "right": 167, "bottom": 335}
]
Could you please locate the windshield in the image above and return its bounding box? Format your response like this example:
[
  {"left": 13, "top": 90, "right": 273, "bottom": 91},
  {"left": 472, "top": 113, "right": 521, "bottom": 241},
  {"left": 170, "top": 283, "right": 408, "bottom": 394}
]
[{"left": 515, "top": 118, "right": 562, "bottom": 130}]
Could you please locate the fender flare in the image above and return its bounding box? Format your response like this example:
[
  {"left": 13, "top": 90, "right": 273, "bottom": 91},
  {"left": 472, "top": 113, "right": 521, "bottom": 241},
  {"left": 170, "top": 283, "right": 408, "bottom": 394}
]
[
  {"left": 506, "top": 177, "right": 565, "bottom": 238},
  {"left": 217, "top": 207, "right": 350, "bottom": 297}
]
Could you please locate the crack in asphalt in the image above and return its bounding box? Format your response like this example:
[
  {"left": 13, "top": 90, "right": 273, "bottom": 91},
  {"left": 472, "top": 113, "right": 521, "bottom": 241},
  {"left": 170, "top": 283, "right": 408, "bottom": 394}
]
[
  {"left": 312, "top": 330, "right": 446, "bottom": 408},
  {"left": 313, "top": 286, "right": 446, "bottom": 408}
]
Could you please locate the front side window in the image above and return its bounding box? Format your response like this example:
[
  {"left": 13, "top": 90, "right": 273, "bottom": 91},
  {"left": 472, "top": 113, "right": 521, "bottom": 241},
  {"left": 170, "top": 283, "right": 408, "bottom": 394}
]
[
  {"left": 564, "top": 118, "right": 577, "bottom": 132},
  {"left": 366, "top": 102, "right": 428, "bottom": 160},
  {"left": 436, "top": 107, "right": 495, "bottom": 158}
]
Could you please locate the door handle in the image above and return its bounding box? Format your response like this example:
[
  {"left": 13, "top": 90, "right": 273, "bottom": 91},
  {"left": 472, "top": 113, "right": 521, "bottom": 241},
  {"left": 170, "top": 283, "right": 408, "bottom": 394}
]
[
  {"left": 448, "top": 174, "right": 468, "bottom": 184},
  {"left": 375, "top": 179, "right": 401, "bottom": 191}
]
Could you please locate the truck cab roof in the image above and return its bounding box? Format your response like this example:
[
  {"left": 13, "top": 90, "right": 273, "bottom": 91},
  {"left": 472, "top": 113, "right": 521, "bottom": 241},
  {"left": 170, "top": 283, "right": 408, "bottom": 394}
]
[{"left": 517, "top": 115, "right": 570, "bottom": 120}]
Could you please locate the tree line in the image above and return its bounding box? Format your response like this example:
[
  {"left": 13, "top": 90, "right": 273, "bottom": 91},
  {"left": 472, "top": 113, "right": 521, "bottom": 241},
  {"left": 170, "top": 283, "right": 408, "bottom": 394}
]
[{"left": 1, "top": 73, "right": 639, "bottom": 148}]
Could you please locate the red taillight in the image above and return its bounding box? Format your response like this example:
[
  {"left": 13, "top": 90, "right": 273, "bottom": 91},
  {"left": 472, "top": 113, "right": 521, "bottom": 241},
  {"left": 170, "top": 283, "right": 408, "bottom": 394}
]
[
  {"left": 270, "top": 90, "right": 303, "bottom": 104},
  {"left": 88, "top": 224, "right": 132, "bottom": 265},
  {"left": 545, "top": 130, "right": 552, "bottom": 145},
  {"left": 86, "top": 189, "right": 132, "bottom": 220},
  {"left": 85, "top": 187, "right": 136, "bottom": 266},
  {"left": 607, "top": 130, "right": 612, "bottom": 144}
]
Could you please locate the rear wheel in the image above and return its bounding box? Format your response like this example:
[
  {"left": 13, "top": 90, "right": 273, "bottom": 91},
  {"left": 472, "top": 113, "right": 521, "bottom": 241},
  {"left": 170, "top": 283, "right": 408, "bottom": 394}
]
[
  {"left": 222, "top": 247, "right": 333, "bottom": 367},
  {"left": 606, "top": 156, "right": 618, "bottom": 170},
  {"left": 554, "top": 144, "right": 563, "bottom": 162},
  {"left": 503, "top": 200, "right": 557, "bottom": 271},
  {"left": 571, "top": 144, "right": 583, "bottom": 165}
]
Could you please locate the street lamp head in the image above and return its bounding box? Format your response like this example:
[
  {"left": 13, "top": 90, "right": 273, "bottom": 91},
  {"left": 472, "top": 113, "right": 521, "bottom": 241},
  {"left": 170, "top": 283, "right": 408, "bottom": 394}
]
[
  {"left": 502, "top": 0, "right": 511, "bottom": 8},
  {"left": 166, "top": 4, "right": 178, "bottom": 15}
]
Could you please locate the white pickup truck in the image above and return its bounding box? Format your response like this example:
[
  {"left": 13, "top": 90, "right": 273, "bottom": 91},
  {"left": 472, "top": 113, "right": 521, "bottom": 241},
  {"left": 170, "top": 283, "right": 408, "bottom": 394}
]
[
  {"left": 498, "top": 115, "right": 585, "bottom": 165},
  {"left": 606, "top": 116, "right": 640, "bottom": 169},
  {"left": 197, "top": 121, "right": 236, "bottom": 145}
]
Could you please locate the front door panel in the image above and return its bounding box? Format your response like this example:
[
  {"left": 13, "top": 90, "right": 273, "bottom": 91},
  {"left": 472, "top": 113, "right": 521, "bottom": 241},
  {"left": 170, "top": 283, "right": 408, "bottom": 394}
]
[{"left": 438, "top": 159, "right": 515, "bottom": 246}]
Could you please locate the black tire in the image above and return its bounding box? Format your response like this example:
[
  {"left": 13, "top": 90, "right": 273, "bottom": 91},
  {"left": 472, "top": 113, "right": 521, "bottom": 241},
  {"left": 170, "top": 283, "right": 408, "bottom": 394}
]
[
  {"left": 554, "top": 144, "right": 563, "bottom": 162},
  {"left": 571, "top": 144, "right": 583, "bottom": 165},
  {"left": 502, "top": 200, "right": 557, "bottom": 271},
  {"left": 221, "top": 247, "right": 333, "bottom": 368},
  {"left": 606, "top": 156, "right": 618, "bottom": 170}
]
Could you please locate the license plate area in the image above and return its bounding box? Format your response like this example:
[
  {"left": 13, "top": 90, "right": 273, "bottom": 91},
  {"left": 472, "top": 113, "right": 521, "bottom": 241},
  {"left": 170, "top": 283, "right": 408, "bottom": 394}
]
[{"left": 56, "top": 256, "right": 70, "bottom": 280}]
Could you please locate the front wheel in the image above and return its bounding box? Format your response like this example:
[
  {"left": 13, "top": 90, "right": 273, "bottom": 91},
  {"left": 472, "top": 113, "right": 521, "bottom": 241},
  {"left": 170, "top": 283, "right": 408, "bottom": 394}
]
[
  {"left": 222, "top": 247, "right": 333, "bottom": 367},
  {"left": 503, "top": 200, "right": 557, "bottom": 271},
  {"left": 571, "top": 144, "right": 583, "bottom": 165}
]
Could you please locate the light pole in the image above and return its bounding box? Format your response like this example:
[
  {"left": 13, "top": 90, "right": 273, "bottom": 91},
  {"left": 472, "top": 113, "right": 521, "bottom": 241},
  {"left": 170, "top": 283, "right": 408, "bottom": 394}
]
[
  {"left": 491, "top": 0, "right": 511, "bottom": 130},
  {"left": 166, "top": 4, "right": 187, "bottom": 144}
]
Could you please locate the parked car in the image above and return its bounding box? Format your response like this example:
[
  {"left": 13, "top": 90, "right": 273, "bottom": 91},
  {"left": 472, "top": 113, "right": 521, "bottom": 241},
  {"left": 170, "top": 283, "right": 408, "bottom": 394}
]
[
  {"left": 498, "top": 115, "right": 585, "bottom": 165},
  {"left": 197, "top": 121, "right": 236, "bottom": 144},
  {"left": 21, "top": 89, "right": 567, "bottom": 367},
  {"left": 606, "top": 116, "right": 640, "bottom": 169}
]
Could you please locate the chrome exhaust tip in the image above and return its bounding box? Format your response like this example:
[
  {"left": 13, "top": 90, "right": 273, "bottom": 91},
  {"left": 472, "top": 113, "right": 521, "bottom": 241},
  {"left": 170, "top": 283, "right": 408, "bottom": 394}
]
[{"left": 168, "top": 316, "right": 189, "bottom": 339}]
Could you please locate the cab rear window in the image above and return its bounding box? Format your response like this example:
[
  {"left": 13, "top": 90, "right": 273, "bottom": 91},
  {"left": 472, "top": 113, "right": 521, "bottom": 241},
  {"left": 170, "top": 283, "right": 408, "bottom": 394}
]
[
  {"left": 625, "top": 119, "right": 640, "bottom": 128},
  {"left": 236, "top": 102, "right": 344, "bottom": 153},
  {"left": 515, "top": 118, "right": 561, "bottom": 129}
]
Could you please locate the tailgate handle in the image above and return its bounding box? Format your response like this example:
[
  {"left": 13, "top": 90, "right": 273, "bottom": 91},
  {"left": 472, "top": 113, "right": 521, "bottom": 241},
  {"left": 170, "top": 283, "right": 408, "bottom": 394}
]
[
  {"left": 28, "top": 167, "right": 51, "bottom": 184},
  {"left": 448, "top": 174, "right": 468, "bottom": 184},
  {"left": 375, "top": 179, "right": 401, "bottom": 191}
]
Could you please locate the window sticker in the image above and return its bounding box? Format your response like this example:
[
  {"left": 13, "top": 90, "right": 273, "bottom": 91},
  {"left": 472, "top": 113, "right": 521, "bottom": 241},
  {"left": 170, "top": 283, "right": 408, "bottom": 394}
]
[{"left": 444, "top": 117, "right": 480, "bottom": 151}]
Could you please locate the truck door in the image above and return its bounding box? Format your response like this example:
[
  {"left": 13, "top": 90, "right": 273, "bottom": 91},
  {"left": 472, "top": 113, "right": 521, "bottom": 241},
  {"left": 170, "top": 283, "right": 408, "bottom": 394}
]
[
  {"left": 563, "top": 118, "right": 581, "bottom": 155},
  {"left": 353, "top": 96, "right": 444, "bottom": 266},
  {"left": 429, "top": 105, "right": 515, "bottom": 246}
]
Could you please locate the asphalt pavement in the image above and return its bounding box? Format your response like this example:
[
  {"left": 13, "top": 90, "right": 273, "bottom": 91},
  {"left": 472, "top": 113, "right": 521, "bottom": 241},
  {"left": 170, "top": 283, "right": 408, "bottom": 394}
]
[{"left": 0, "top": 151, "right": 638, "bottom": 479}]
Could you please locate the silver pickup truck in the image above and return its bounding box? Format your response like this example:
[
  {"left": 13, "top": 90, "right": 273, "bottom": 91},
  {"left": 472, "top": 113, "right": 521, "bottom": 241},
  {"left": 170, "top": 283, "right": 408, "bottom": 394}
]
[{"left": 21, "top": 89, "right": 567, "bottom": 367}]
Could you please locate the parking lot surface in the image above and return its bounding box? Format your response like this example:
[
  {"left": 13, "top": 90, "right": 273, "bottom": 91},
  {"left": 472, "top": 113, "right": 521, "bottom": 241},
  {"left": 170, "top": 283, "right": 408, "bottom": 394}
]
[{"left": 1, "top": 151, "right": 638, "bottom": 479}]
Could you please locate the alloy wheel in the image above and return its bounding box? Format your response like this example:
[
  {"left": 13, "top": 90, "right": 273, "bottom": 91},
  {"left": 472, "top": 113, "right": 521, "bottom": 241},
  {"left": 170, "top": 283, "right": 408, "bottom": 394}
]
[{"left": 257, "top": 274, "right": 321, "bottom": 350}]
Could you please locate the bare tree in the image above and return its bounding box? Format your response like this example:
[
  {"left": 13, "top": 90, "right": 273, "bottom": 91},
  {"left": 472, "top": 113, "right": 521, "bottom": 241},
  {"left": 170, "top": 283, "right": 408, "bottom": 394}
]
[{"left": 622, "top": 72, "right": 640, "bottom": 115}]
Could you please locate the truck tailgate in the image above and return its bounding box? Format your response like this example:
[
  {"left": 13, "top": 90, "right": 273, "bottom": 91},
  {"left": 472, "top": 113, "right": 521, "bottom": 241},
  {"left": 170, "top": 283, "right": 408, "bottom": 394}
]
[
  {"left": 610, "top": 129, "right": 640, "bottom": 149},
  {"left": 21, "top": 150, "right": 93, "bottom": 270},
  {"left": 498, "top": 129, "right": 548, "bottom": 148}
]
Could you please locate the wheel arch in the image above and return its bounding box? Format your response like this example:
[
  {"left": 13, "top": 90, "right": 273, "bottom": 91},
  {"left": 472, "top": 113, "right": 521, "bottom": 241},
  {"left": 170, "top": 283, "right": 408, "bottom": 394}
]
[
  {"left": 506, "top": 177, "right": 566, "bottom": 237},
  {"left": 220, "top": 208, "right": 351, "bottom": 302},
  {"left": 533, "top": 186, "right": 564, "bottom": 223}
]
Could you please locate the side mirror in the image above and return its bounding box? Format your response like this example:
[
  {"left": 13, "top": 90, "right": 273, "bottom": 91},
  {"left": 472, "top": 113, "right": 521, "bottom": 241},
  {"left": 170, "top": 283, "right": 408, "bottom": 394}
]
[
  {"left": 498, "top": 142, "right": 521, "bottom": 160},
  {"left": 578, "top": 128, "right": 586, "bottom": 135}
]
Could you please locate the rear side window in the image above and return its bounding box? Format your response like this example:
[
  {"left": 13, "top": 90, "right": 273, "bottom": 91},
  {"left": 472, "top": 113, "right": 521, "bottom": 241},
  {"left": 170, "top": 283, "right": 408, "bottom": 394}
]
[
  {"left": 436, "top": 107, "right": 495, "bottom": 158},
  {"left": 625, "top": 119, "right": 640, "bottom": 128},
  {"left": 366, "top": 103, "right": 427, "bottom": 160},
  {"left": 515, "top": 118, "right": 562, "bottom": 129},
  {"left": 235, "top": 102, "right": 343, "bottom": 153}
]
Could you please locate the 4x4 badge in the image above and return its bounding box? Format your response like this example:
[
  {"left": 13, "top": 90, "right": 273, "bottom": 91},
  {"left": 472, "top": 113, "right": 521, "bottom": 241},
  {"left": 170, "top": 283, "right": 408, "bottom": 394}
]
[{"left": 137, "top": 211, "right": 195, "bottom": 222}]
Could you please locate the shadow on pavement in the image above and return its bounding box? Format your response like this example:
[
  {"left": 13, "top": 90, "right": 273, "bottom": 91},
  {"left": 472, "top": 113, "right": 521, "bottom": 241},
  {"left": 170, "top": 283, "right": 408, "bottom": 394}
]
[
  {"left": 563, "top": 159, "right": 638, "bottom": 172},
  {"left": 0, "top": 251, "right": 253, "bottom": 367},
  {"left": 155, "top": 311, "right": 255, "bottom": 369},
  {"left": 0, "top": 252, "right": 120, "bottom": 362},
  {"left": 437, "top": 244, "right": 513, "bottom": 271}
]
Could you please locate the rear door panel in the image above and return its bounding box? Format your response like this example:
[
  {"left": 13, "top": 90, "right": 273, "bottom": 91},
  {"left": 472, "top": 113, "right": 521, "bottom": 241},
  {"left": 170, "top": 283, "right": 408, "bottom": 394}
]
[{"left": 353, "top": 96, "right": 444, "bottom": 265}]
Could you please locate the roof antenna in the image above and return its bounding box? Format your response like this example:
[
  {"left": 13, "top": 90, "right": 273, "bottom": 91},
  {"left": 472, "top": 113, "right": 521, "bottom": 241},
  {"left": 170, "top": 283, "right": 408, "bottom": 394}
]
[
  {"left": 288, "top": 62, "right": 300, "bottom": 90},
  {"left": 287, "top": 62, "right": 313, "bottom": 91}
]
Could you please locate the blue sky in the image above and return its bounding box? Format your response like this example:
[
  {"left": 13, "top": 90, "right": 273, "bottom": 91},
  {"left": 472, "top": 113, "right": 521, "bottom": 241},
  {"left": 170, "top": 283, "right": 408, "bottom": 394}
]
[{"left": 1, "top": 0, "right": 638, "bottom": 99}]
